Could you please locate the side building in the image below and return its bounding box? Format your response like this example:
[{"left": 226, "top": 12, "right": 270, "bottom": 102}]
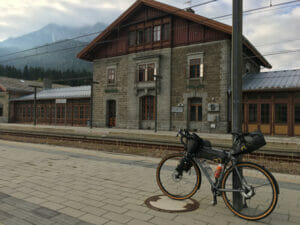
[
  {"left": 11, "top": 85, "right": 91, "bottom": 126},
  {"left": 0, "top": 76, "right": 66, "bottom": 123},
  {"left": 243, "top": 69, "right": 300, "bottom": 136},
  {"left": 77, "top": 0, "right": 271, "bottom": 133}
]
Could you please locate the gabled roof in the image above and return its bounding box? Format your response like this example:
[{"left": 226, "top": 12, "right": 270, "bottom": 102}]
[
  {"left": 0, "top": 76, "right": 67, "bottom": 93},
  {"left": 243, "top": 69, "right": 300, "bottom": 91},
  {"left": 77, "top": 0, "right": 271, "bottom": 68},
  {"left": 12, "top": 85, "right": 91, "bottom": 101}
]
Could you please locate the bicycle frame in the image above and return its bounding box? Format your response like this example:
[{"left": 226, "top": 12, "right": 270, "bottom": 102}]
[{"left": 194, "top": 157, "right": 245, "bottom": 193}]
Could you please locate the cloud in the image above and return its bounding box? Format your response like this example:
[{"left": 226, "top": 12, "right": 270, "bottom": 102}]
[{"left": 0, "top": 0, "right": 299, "bottom": 70}]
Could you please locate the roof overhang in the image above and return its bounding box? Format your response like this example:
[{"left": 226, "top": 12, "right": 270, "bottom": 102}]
[{"left": 77, "top": 0, "right": 271, "bottom": 68}]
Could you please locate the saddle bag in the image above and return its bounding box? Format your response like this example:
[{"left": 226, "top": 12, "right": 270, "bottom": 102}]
[{"left": 233, "top": 130, "right": 266, "bottom": 154}]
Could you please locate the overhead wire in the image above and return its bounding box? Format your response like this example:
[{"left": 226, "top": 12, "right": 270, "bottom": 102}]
[{"left": 0, "top": 0, "right": 298, "bottom": 64}]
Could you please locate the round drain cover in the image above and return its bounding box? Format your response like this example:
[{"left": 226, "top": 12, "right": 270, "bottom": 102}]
[{"left": 145, "top": 195, "right": 199, "bottom": 213}]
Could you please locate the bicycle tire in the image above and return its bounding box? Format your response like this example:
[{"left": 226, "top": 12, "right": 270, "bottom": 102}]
[
  {"left": 221, "top": 162, "right": 278, "bottom": 220},
  {"left": 156, "top": 153, "right": 201, "bottom": 200}
]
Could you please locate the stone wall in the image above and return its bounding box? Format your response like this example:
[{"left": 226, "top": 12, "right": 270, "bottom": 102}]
[
  {"left": 0, "top": 92, "right": 9, "bottom": 123},
  {"left": 92, "top": 48, "right": 172, "bottom": 130},
  {"left": 92, "top": 39, "right": 262, "bottom": 133},
  {"left": 170, "top": 40, "right": 231, "bottom": 133}
]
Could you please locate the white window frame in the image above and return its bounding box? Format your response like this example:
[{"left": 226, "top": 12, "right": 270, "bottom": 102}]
[
  {"left": 187, "top": 52, "right": 204, "bottom": 79},
  {"left": 106, "top": 65, "right": 117, "bottom": 85},
  {"left": 153, "top": 25, "right": 161, "bottom": 42},
  {"left": 137, "top": 62, "right": 156, "bottom": 82}
]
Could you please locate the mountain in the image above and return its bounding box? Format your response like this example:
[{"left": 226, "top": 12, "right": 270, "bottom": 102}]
[
  {"left": 0, "top": 23, "right": 106, "bottom": 71},
  {"left": 0, "top": 23, "right": 106, "bottom": 50}
]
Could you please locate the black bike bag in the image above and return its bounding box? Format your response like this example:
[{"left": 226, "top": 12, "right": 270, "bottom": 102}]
[
  {"left": 187, "top": 133, "right": 226, "bottom": 163},
  {"left": 233, "top": 130, "right": 266, "bottom": 154}
]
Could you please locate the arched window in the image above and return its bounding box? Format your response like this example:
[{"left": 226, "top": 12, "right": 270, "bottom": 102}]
[{"left": 141, "top": 96, "right": 155, "bottom": 120}]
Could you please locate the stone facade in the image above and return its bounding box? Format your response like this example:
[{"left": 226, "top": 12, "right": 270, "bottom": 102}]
[
  {"left": 92, "top": 39, "right": 260, "bottom": 133},
  {"left": 0, "top": 92, "right": 9, "bottom": 123},
  {"left": 93, "top": 48, "right": 171, "bottom": 130},
  {"left": 170, "top": 40, "right": 231, "bottom": 133}
]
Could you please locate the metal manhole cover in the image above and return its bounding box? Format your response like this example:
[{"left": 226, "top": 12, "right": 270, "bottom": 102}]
[{"left": 145, "top": 195, "right": 199, "bottom": 213}]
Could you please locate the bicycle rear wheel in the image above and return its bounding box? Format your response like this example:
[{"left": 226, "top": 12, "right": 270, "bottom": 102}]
[
  {"left": 156, "top": 153, "right": 201, "bottom": 200},
  {"left": 221, "top": 162, "right": 278, "bottom": 220}
]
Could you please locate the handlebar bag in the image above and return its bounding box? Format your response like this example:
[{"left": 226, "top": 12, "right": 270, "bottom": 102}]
[{"left": 186, "top": 133, "right": 202, "bottom": 154}]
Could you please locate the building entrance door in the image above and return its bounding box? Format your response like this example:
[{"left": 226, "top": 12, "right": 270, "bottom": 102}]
[{"left": 107, "top": 100, "right": 116, "bottom": 127}]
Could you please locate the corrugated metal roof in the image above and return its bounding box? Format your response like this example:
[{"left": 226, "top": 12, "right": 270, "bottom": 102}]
[
  {"left": 13, "top": 85, "right": 90, "bottom": 101},
  {"left": 243, "top": 69, "right": 300, "bottom": 91},
  {"left": 0, "top": 76, "right": 67, "bottom": 92}
]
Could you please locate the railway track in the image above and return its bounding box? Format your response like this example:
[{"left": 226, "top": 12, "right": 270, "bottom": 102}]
[{"left": 0, "top": 130, "right": 299, "bottom": 163}]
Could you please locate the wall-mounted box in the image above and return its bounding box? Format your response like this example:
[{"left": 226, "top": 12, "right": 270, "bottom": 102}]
[{"left": 208, "top": 103, "right": 220, "bottom": 112}]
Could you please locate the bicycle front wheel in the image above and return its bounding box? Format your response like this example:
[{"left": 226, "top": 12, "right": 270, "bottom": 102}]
[
  {"left": 156, "top": 153, "right": 201, "bottom": 200},
  {"left": 221, "top": 162, "right": 278, "bottom": 220}
]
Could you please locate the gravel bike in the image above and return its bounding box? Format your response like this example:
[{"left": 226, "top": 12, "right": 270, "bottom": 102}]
[{"left": 156, "top": 129, "right": 279, "bottom": 220}]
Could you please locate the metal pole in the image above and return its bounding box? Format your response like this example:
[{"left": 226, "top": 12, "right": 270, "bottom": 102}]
[
  {"left": 232, "top": 0, "right": 243, "bottom": 210},
  {"left": 29, "top": 85, "right": 42, "bottom": 126},
  {"left": 155, "top": 75, "right": 158, "bottom": 132},
  {"left": 90, "top": 81, "right": 94, "bottom": 129},
  {"left": 34, "top": 87, "right": 37, "bottom": 126},
  {"left": 90, "top": 81, "right": 99, "bottom": 129}
]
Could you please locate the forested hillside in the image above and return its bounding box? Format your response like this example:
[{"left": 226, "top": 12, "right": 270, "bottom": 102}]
[{"left": 0, "top": 65, "right": 92, "bottom": 86}]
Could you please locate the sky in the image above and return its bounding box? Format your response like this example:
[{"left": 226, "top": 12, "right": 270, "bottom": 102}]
[{"left": 0, "top": 0, "right": 299, "bottom": 71}]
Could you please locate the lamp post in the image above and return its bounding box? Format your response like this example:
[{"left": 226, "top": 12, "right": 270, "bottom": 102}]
[
  {"left": 153, "top": 68, "right": 162, "bottom": 133},
  {"left": 232, "top": 0, "right": 243, "bottom": 210},
  {"left": 29, "top": 85, "right": 42, "bottom": 126},
  {"left": 90, "top": 80, "right": 99, "bottom": 129}
]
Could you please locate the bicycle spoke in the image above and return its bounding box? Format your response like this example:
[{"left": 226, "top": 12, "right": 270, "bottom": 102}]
[
  {"left": 221, "top": 163, "right": 278, "bottom": 220},
  {"left": 253, "top": 183, "right": 271, "bottom": 189}
]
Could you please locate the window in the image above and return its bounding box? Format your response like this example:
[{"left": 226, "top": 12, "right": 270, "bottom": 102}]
[
  {"left": 0, "top": 104, "right": 3, "bottom": 117},
  {"left": 153, "top": 25, "right": 161, "bottom": 41},
  {"left": 27, "top": 107, "right": 31, "bottom": 118},
  {"left": 141, "top": 96, "right": 155, "bottom": 120},
  {"left": 85, "top": 107, "right": 89, "bottom": 119},
  {"left": 129, "top": 31, "right": 136, "bottom": 46},
  {"left": 56, "top": 107, "right": 60, "bottom": 119},
  {"left": 295, "top": 104, "right": 300, "bottom": 124},
  {"left": 147, "top": 64, "right": 155, "bottom": 81},
  {"left": 41, "top": 106, "right": 44, "bottom": 118},
  {"left": 189, "top": 98, "right": 202, "bottom": 121},
  {"left": 74, "top": 106, "right": 79, "bottom": 118},
  {"left": 137, "top": 30, "right": 144, "bottom": 45},
  {"left": 145, "top": 27, "right": 152, "bottom": 43},
  {"left": 189, "top": 58, "right": 203, "bottom": 79},
  {"left": 80, "top": 106, "right": 84, "bottom": 119},
  {"left": 138, "top": 63, "right": 156, "bottom": 82},
  {"left": 248, "top": 104, "right": 257, "bottom": 123},
  {"left": 47, "top": 106, "right": 51, "bottom": 119},
  {"left": 261, "top": 104, "right": 269, "bottom": 124},
  {"left": 67, "top": 106, "right": 72, "bottom": 119},
  {"left": 138, "top": 65, "right": 146, "bottom": 82},
  {"left": 162, "top": 23, "right": 170, "bottom": 41},
  {"left": 107, "top": 68, "right": 116, "bottom": 85},
  {"left": 275, "top": 103, "right": 287, "bottom": 123}
]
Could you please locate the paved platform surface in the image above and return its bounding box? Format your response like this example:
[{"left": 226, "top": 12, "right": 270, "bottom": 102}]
[{"left": 0, "top": 139, "right": 300, "bottom": 225}]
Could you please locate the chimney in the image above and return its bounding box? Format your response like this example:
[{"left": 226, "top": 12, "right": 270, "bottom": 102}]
[
  {"left": 43, "top": 78, "right": 52, "bottom": 90},
  {"left": 185, "top": 8, "right": 195, "bottom": 13}
]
